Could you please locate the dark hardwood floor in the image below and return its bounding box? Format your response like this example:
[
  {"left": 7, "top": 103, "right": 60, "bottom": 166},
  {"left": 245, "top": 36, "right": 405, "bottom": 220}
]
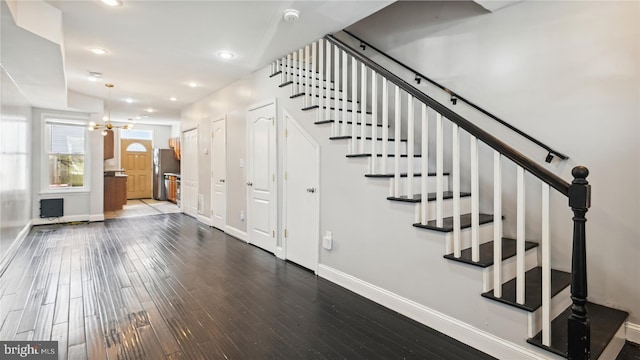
[{"left": 0, "top": 213, "right": 495, "bottom": 359}]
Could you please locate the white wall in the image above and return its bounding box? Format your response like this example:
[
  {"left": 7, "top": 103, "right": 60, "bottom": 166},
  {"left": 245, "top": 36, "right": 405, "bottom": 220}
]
[
  {"left": 31, "top": 108, "right": 104, "bottom": 224},
  {"left": 181, "top": 1, "right": 638, "bottom": 352},
  {"left": 347, "top": 0, "right": 640, "bottom": 322},
  {"left": 0, "top": 66, "right": 32, "bottom": 266},
  {"left": 182, "top": 77, "right": 263, "bottom": 233}
]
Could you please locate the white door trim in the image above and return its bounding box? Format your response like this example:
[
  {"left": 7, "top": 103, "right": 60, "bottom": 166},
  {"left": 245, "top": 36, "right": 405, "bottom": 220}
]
[
  {"left": 181, "top": 126, "right": 199, "bottom": 217},
  {"left": 281, "top": 107, "right": 320, "bottom": 273},
  {"left": 211, "top": 115, "right": 227, "bottom": 231},
  {"left": 246, "top": 99, "right": 278, "bottom": 252}
]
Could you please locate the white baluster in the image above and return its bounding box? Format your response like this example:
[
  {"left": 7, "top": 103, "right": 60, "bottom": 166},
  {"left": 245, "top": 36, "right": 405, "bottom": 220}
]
[
  {"left": 471, "top": 136, "right": 480, "bottom": 262},
  {"left": 371, "top": 70, "right": 378, "bottom": 174},
  {"left": 341, "top": 50, "right": 348, "bottom": 136},
  {"left": 286, "top": 54, "right": 292, "bottom": 83},
  {"left": 299, "top": 48, "right": 304, "bottom": 96},
  {"left": 381, "top": 79, "right": 389, "bottom": 174},
  {"left": 360, "top": 63, "right": 367, "bottom": 154},
  {"left": 420, "top": 104, "right": 429, "bottom": 224},
  {"left": 394, "top": 85, "right": 401, "bottom": 197},
  {"left": 311, "top": 42, "right": 317, "bottom": 107},
  {"left": 292, "top": 51, "right": 298, "bottom": 96},
  {"left": 305, "top": 44, "right": 310, "bottom": 107},
  {"left": 351, "top": 57, "right": 358, "bottom": 154},
  {"left": 334, "top": 46, "right": 341, "bottom": 129},
  {"left": 407, "top": 95, "right": 414, "bottom": 199},
  {"left": 319, "top": 40, "right": 325, "bottom": 125},
  {"left": 326, "top": 41, "right": 332, "bottom": 125},
  {"left": 493, "top": 151, "right": 503, "bottom": 298},
  {"left": 281, "top": 57, "right": 286, "bottom": 84},
  {"left": 452, "top": 123, "right": 461, "bottom": 257},
  {"left": 436, "top": 113, "right": 444, "bottom": 227},
  {"left": 541, "top": 183, "right": 551, "bottom": 346},
  {"left": 516, "top": 166, "right": 526, "bottom": 305}
]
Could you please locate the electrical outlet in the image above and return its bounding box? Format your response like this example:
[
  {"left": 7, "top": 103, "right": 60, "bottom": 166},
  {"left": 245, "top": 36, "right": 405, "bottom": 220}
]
[
  {"left": 240, "top": 210, "right": 245, "bottom": 221},
  {"left": 322, "top": 231, "right": 333, "bottom": 250}
]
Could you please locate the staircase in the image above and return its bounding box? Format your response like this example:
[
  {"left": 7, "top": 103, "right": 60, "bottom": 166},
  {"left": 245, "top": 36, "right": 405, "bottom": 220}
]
[{"left": 268, "top": 33, "right": 629, "bottom": 359}]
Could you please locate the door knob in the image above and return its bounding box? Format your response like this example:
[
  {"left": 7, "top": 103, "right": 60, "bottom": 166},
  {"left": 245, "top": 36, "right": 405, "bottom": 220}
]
[
  {"left": 220, "top": 179, "right": 225, "bottom": 183},
  {"left": 306, "top": 188, "right": 316, "bottom": 193},
  {"left": 247, "top": 182, "right": 253, "bottom": 186}
]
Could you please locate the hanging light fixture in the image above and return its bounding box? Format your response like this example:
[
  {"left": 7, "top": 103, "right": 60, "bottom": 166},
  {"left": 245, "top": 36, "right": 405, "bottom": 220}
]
[{"left": 88, "top": 83, "right": 134, "bottom": 136}]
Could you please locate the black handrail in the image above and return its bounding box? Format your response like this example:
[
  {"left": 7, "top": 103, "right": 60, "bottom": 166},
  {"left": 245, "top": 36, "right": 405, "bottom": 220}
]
[
  {"left": 341, "top": 30, "right": 569, "bottom": 163},
  {"left": 325, "top": 34, "right": 570, "bottom": 196}
]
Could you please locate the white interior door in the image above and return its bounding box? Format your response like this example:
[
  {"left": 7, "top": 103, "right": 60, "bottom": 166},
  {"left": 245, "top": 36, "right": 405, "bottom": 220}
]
[
  {"left": 284, "top": 112, "right": 319, "bottom": 271},
  {"left": 211, "top": 117, "right": 226, "bottom": 230},
  {"left": 182, "top": 128, "right": 198, "bottom": 218},
  {"left": 247, "top": 101, "right": 277, "bottom": 253}
]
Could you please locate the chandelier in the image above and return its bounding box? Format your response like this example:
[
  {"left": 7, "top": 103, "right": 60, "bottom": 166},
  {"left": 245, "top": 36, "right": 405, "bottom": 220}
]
[{"left": 88, "top": 83, "right": 134, "bottom": 136}]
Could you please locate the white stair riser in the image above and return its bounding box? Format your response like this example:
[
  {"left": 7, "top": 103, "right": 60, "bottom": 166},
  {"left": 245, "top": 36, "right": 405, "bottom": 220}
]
[
  {"left": 412, "top": 196, "right": 472, "bottom": 223},
  {"left": 371, "top": 157, "right": 424, "bottom": 174},
  {"left": 324, "top": 110, "right": 374, "bottom": 124},
  {"left": 443, "top": 222, "right": 495, "bottom": 255},
  {"left": 528, "top": 286, "right": 571, "bottom": 337},
  {"left": 347, "top": 138, "right": 407, "bottom": 154},
  {"left": 332, "top": 123, "right": 376, "bottom": 138},
  {"left": 481, "top": 246, "right": 539, "bottom": 292},
  {"left": 396, "top": 174, "right": 450, "bottom": 194}
]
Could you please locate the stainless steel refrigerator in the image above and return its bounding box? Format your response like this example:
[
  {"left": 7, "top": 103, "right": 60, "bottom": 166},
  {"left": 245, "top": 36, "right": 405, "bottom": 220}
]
[{"left": 153, "top": 148, "right": 180, "bottom": 200}]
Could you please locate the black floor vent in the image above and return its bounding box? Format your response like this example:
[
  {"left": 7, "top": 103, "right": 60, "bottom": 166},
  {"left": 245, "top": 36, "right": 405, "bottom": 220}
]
[{"left": 40, "top": 198, "right": 63, "bottom": 218}]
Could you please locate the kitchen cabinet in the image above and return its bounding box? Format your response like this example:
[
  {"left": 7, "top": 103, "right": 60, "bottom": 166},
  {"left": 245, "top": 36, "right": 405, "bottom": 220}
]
[
  {"left": 104, "top": 130, "right": 114, "bottom": 159},
  {"left": 104, "top": 174, "right": 127, "bottom": 211}
]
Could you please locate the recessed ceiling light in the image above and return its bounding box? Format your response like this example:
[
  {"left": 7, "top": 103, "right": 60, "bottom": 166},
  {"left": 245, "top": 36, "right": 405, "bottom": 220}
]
[
  {"left": 135, "top": 116, "right": 141, "bottom": 120},
  {"left": 99, "top": 0, "right": 123, "bottom": 7},
  {"left": 188, "top": 82, "right": 198, "bottom": 88},
  {"left": 217, "top": 51, "right": 235, "bottom": 59},
  {"left": 125, "top": 98, "right": 133, "bottom": 104},
  {"left": 146, "top": 108, "right": 154, "bottom": 113},
  {"left": 169, "top": 97, "right": 177, "bottom": 101},
  {"left": 89, "top": 47, "right": 108, "bottom": 55},
  {"left": 87, "top": 71, "right": 102, "bottom": 81}
]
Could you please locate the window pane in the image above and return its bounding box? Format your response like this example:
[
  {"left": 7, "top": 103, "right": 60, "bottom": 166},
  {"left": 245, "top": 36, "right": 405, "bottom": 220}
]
[
  {"left": 49, "top": 124, "right": 85, "bottom": 154},
  {"left": 126, "top": 143, "right": 147, "bottom": 152},
  {"left": 120, "top": 129, "right": 152, "bottom": 140},
  {"left": 49, "top": 155, "right": 84, "bottom": 188}
]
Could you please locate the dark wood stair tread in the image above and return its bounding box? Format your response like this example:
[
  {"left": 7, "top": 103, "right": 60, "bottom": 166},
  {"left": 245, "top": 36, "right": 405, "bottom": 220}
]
[
  {"left": 481, "top": 267, "right": 571, "bottom": 312},
  {"left": 527, "top": 302, "right": 629, "bottom": 359},
  {"left": 365, "top": 172, "right": 445, "bottom": 178},
  {"left": 321, "top": 106, "right": 371, "bottom": 114},
  {"left": 616, "top": 341, "right": 640, "bottom": 360},
  {"left": 316, "top": 120, "right": 384, "bottom": 127},
  {"left": 346, "top": 153, "right": 422, "bottom": 158},
  {"left": 444, "top": 238, "right": 539, "bottom": 268},
  {"left": 302, "top": 105, "right": 320, "bottom": 111},
  {"left": 269, "top": 71, "right": 282, "bottom": 77},
  {"left": 413, "top": 213, "right": 494, "bottom": 232},
  {"left": 330, "top": 136, "right": 406, "bottom": 142},
  {"left": 387, "top": 191, "right": 471, "bottom": 203}
]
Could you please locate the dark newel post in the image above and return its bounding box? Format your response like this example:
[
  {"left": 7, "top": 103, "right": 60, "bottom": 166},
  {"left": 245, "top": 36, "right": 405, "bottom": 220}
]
[{"left": 567, "top": 166, "right": 591, "bottom": 359}]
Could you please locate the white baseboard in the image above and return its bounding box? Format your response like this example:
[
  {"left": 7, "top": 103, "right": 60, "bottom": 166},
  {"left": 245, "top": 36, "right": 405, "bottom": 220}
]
[
  {"left": 0, "top": 221, "right": 32, "bottom": 276},
  {"left": 32, "top": 214, "right": 90, "bottom": 225},
  {"left": 225, "top": 225, "right": 248, "bottom": 242},
  {"left": 197, "top": 214, "right": 212, "bottom": 226},
  {"left": 317, "top": 264, "right": 549, "bottom": 360},
  {"left": 627, "top": 322, "right": 640, "bottom": 344},
  {"left": 89, "top": 214, "right": 105, "bottom": 222}
]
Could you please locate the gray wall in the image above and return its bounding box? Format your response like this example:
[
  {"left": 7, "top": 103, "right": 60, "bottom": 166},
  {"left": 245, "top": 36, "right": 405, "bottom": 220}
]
[
  {"left": 184, "top": 0, "right": 639, "bottom": 336},
  {"left": 347, "top": 0, "right": 640, "bottom": 323},
  {"left": 31, "top": 108, "right": 104, "bottom": 224},
  {"left": 0, "top": 66, "right": 32, "bottom": 265}
]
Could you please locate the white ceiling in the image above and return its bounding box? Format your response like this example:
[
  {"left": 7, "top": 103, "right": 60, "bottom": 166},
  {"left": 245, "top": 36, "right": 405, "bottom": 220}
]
[{"left": 4, "top": 0, "right": 394, "bottom": 124}]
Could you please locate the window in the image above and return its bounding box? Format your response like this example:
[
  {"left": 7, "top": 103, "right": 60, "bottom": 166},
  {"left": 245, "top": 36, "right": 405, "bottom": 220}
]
[{"left": 46, "top": 120, "right": 86, "bottom": 189}]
